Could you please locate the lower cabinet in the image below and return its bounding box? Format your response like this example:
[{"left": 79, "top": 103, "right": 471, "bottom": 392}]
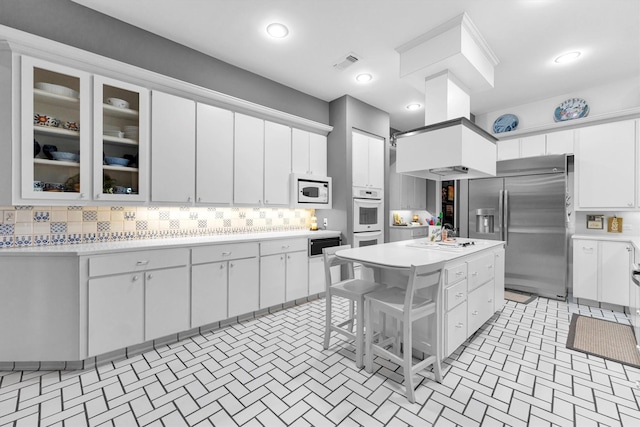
[
  {"left": 259, "top": 239, "right": 309, "bottom": 308},
  {"left": 88, "top": 248, "right": 190, "bottom": 357},
  {"left": 191, "top": 243, "right": 259, "bottom": 323},
  {"left": 573, "top": 238, "right": 633, "bottom": 306}
]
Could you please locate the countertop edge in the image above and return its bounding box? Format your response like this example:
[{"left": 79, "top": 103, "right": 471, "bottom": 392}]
[{"left": 0, "top": 230, "right": 342, "bottom": 256}]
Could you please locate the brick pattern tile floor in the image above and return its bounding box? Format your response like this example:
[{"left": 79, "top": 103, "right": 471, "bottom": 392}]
[{"left": 1, "top": 296, "right": 640, "bottom": 426}]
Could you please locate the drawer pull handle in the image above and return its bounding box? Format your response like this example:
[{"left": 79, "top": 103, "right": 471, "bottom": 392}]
[
  {"left": 456, "top": 292, "right": 464, "bottom": 298},
  {"left": 282, "top": 245, "right": 290, "bottom": 249},
  {"left": 472, "top": 310, "right": 479, "bottom": 316},
  {"left": 456, "top": 271, "right": 464, "bottom": 276},
  {"left": 230, "top": 263, "right": 234, "bottom": 268},
  {"left": 220, "top": 264, "right": 224, "bottom": 270},
  {"left": 472, "top": 272, "right": 478, "bottom": 276},
  {"left": 136, "top": 260, "right": 149, "bottom": 266},
  {"left": 488, "top": 298, "right": 493, "bottom": 303},
  {"left": 487, "top": 265, "right": 493, "bottom": 269},
  {"left": 132, "top": 275, "right": 139, "bottom": 282},
  {"left": 455, "top": 322, "right": 464, "bottom": 328},
  {"left": 222, "top": 252, "right": 232, "bottom": 256},
  {"left": 147, "top": 274, "right": 153, "bottom": 280}
]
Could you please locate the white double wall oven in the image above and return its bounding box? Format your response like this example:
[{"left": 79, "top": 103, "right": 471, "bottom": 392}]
[{"left": 353, "top": 186, "right": 384, "bottom": 247}]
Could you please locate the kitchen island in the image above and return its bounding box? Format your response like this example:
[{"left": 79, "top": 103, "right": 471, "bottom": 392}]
[{"left": 336, "top": 238, "right": 505, "bottom": 358}]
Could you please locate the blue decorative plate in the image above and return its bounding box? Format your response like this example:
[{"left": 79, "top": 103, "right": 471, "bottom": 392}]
[
  {"left": 554, "top": 98, "right": 589, "bottom": 122},
  {"left": 492, "top": 114, "right": 519, "bottom": 133}
]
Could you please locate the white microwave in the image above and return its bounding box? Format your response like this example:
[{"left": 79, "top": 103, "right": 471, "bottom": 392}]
[{"left": 290, "top": 174, "right": 332, "bottom": 209}]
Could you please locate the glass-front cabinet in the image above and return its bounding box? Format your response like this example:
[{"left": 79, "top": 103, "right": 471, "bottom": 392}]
[
  {"left": 93, "top": 76, "right": 148, "bottom": 202},
  {"left": 21, "top": 56, "right": 91, "bottom": 202}
]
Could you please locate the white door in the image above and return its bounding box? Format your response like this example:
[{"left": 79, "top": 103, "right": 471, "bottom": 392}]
[
  {"left": 260, "top": 254, "right": 286, "bottom": 308},
  {"left": 286, "top": 251, "right": 309, "bottom": 301},
  {"left": 228, "top": 257, "right": 259, "bottom": 316},
  {"left": 573, "top": 240, "right": 598, "bottom": 301},
  {"left": 367, "top": 135, "right": 385, "bottom": 190},
  {"left": 264, "top": 121, "right": 291, "bottom": 205},
  {"left": 196, "top": 103, "right": 234, "bottom": 204},
  {"left": 191, "top": 262, "right": 228, "bottom": 327},
  {"left": 234, "top": 114, "right": 264, "bottom": 205},
  {"left": 308, "top": 133, "right": 327, "bottom": 176},
  {"left": 145, "top": 266, "right": 190, "bottom": 341},
  {"left": 600, "top": 241, "right": 632, "bottom": 306},
  {"left": 151, "top": 91, "right": 196, "bottom": 203},
  {"left": 291, "top": 128, "right": 310, "bottom": 175},
  {"left": 352, "top": 131, "right": 369, "bottom": 188}
]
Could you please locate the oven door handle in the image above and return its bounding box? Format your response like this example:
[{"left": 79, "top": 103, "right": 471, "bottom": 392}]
[
  {"left": 633, "top": 263, "right": 640, "bottom": 287},
  {"left": 354, "top": 198, "right": 382, "bottom": 205}
]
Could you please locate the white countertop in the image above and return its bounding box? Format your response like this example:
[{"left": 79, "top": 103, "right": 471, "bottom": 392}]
[
  {"left": 389, "top": 224, "right": 430, "bottom": 229},
  {"left": 0, "top": 229, "right": 341, "bottom": 256},
  {"left": 336, "top": 238, "right": 504, "bottom": 270}
]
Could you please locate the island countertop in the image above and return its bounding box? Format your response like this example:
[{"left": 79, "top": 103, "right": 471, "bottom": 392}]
[{"left": 336, "top": 238, "right": 505, "bottom": 270}]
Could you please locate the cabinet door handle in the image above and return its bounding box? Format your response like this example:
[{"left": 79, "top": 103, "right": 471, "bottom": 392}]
[
  {"left": 472, "top": 310, "right": 479, "bottom": 316},
  {"left": 219, "top": 264, "right": 224, "bottom": 270},
  {"left": 487, "top": 265, "right": 493, "bottom": 269},
  {"left": 472, "top": 272, "right": 479, "bottom": 277},
  {"left": 455, "top": 292, "right": 464, "bottom": 298},
  {"left": 147, "top": 274, "right": 153, "bottom": 280},
  {"left": 132, "top": 275, "right": 139, "bottom": 282},
  {"left": 455, "top": 322, "right": 464, "bottom": 328},
  {"left": 136, "top": 260, "right": 149, "bottom": 266},
  {"left": 230, "top": 263, "right": 234, "bottom": 268},
  {"left": 280, "top": 256, "right": 284, "bottom": 261},
  {"left": 456, "top": 271, "right": 464, "bottom": 276},
  {"left": 187, "top": 196, "right": 192, "bottom": 202},
  {"left": 96, "top": 193, "right": 100, "bottom": 199},
  {"left": 80, "top": 193, "right": 85, "bottom": 198},
  {"left": 488, "top": 298, "right": 493, "bottom": 303},
  {"left": 222, "top": 252, "right": 232, "bottom": 256},
  {"left": 198, "top": 197, "right": 201, "bottom": 202},
  {"left": 282, "top": 245, "right": 289, "bottom": 249},
  {"left": 628, "top": 202, "right": 634, "bottom": 207}
]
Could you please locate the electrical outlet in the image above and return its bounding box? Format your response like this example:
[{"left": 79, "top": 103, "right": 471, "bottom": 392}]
[
  {"left": 323, "top": 218, "right": 328, "bottom": 228},
  {"left": 3, "top": 211, "right": 15, "bottom": 224}
]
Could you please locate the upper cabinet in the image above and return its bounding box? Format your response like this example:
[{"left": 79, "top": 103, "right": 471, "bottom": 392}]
[
  {"left": 150, "top": 91, "right": 196, "bottom": 204},
  {"left": 234, "top": 114, "right": 264, "bottom": 205},
  {"left": 292, "top": 129, "right": 327, "bottom": 176},
  {"left": 264, "top": 121, "right": 292, "bottom": 206},
  {"left": 22, "top": 56, "right": 91, "bottom": 202},
  {"left": 497, "top": 130, "right": 574, "bottom": 161},
  {"left": 93, "top": 76, "right": 149, "bottom": 202},
  {"left": 196, "top": 103, "right": 234, "bottom": 205},
  {"left": 576, "top": 120, "right": 637, "bottom": 209},
  {"left": 352, "top": 131, "right": 384, "bottom": 190}
]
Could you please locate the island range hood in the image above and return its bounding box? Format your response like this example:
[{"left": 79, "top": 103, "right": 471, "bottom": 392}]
[{"left": 394, "top": 13, "right": 499, "bottom": 181}]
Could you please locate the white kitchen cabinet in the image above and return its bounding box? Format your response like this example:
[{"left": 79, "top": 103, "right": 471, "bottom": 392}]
[
  {"left": 93, "top": 75, "right": 149, "bottom": 202},
  {"left": 259, "top": 239, "right": 309, "bottom": 308},
  {"left": 389, "top": 156, "right": 426, "bottom": 210},
  {"left": 308, "top": 256, "right": 342, "bottom": 295},
  {"left": 234, "top": 113, "right": 264, "bottom": 205},
  {"left": 573, "top": 239, "right": 633, "bottom": 306},
  {"left": 352, "top": 131, "right": 384, "bottom": 190},
  {"left": 388, "top": 226, "right": 429, "bottom": 243},
  {"left": 494, "top": 248, "right": 505, "bottom": 312},
  {"left": 21, "top": 56, "right": 91, "bottom": 203},
  {"left": 196, "top": 103, "right": 234, "bottom": 204},
  {"left": 145, "top": 267, "right": 190, "bottom": 340},
  {"left": 88, "top": 273, "right": 145, "bottom": 357},
  {"left": 228, "top": 257, "right": 260, "bottom": 317},
  {"left": 151, "top": 91, "right": 196, "bottom": 203},
  {"left": 87, "top": 248, "right": 190, "bottom": 356},
  {"left": 497, "top": 129, "right": 574, "bottom": 161},
  {"left": 264, "top": 121, "right": 292, "bottom": 205},
  {"left": 576, "top": 120, "right": 636, "bottom": 209},
  {"left": 191, "top": 242, "right": 259, "bottom": 323},
  {"left": 291, "top": 129, "right": 327, "bottom": 176}
]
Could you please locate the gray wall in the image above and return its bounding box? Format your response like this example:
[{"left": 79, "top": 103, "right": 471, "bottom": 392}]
[
  {"left": 318, "top": 95, "right": 390, "bottom": 243},
  {"left": 0, "top": 0, "right": 329, "bottom": 125}
]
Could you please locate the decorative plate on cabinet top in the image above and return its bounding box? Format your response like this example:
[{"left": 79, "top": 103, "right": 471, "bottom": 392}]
[
  {"left": 492, "top": 114, "right": 519, "bottom": 133},
  {"left": 554, "top": 98, "right": 589, "bottom": 122}
]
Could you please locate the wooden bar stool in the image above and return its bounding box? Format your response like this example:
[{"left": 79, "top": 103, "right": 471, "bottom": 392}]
[
  {"left": 364, "top": 261, "right": 446, "bottom": 402},
  {"left": 322, "top": 245, "right": 386, "bottom": 368}
]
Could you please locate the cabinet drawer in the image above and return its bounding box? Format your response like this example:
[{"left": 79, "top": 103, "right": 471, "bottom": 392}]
[
  {"left": 467, "top": 253, "right": 494, "bottom": 291},
  {"left": 445, "top": 263, "right": 467, "bottom": 285},
  {"left": 89, "top": 248, "right": 189, "bottom": 277},
  {"left": 192, "top": 242, "right": 258, "bottom": 264},
  {"left": 445, "top": 279, "right": 467, "bottom": 311},
  {"left": 468, "top": 281, "right": 495, "bottom": 334},
  {"left": 446, "top": 302, "right": 467, "bottom": 356},
  {"left": 260, "top": 238, "right": 307, "bottom": 256}
]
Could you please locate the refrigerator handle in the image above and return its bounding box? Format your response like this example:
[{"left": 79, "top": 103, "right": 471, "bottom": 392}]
[
  {"left": 498, "top": 189, "right": 504, "bottom": 241},
  {"left": 504, "top": 190, "right": 509, "bottom": 244}
]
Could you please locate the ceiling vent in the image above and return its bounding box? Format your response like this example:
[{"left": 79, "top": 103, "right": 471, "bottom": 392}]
[{"left": 333, "top": 52, "right": 360, "bottom": 71}]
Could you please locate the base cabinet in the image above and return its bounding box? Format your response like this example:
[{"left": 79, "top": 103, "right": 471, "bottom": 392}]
[
  {"left": 145, "top": 267, "right": 190, "bottom": 340},
  {"left": 192, "top": 262, "right": 228, "bottom": 326},
  {"left": 228, "top": 257, "right": 260, "bottom": 316},
  {"left": 259, "top": 239, "right": 308, "bottom": 308}
]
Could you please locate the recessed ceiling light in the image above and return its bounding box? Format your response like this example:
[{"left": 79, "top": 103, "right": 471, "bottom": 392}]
[
  {"left": 406, "top": 103, "right": 422, "bottom": 111},
  {"left": 554, "top": 51, "right": 581, "bottom": 63},
  {"left": 355, "top": 73, "right": 373, "bottom": 83},
  {"left": 266, "top": 23, "right": 289, "bottom": 38}
]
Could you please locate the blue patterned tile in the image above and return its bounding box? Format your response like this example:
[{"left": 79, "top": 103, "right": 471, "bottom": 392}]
[
  {"left": 170, "top": 220, "right": 180, "bottom": 229},
  {"left": 97, "top": 233, "right": 110, "bottom": 243},
  {"left": 33, "top": 211, "right": 50, "bottom": 222},
  {"left": 136, "top": 221, "right": 148, "bottom": 230},
  {"left": 51, "top": 234, "right": 66, "bottom": 245},
  {"left": 0, "top": 237, "right": 14, "bottom": 248},
  {"left": 159, "top": 211, "right": 170, "bottom": 220},
  {"left": 123, "top": 232, "right": 135, "bottom": 240},
  {"left": 0, "top": 224, "right": 15, "bottom": 236},
  {"left": 67, "top": 206, "right": 82, "bottom": 211},
  {"left": 34, "top": 235, "right": 50, "bottom": 246},
  {"left": 179, "top": 206, "right": 190, "bottom": 211},
  {"left": 50, "top": 222, "right": 67, "bottom": 233},
  {"left": 223, "top": 219, "right": 231, "bottom": 227},
  {"left": 110, "top": 206, "right": 124, "bottom": 211},
  {"left": 82, "top": 211, "right": 97, "bottom": 221},
  {"left": 67, "top": 233, "right": 82, "bottom": 244},
  {"left": 110, "top": 232, "right": 124, "bottom": 241},
  {"left": 198, "top": 220, "right": 207, "bottom": 228},
  {"left": 83, "top": 233, "right": 96, "bottom": 244},
  {"left": 246, "top": 219, "right": 253, "bottom": 227},
  {"left": 15, "top": 236, "right": 32, "bottom": 247},
  {"left": 190, "top": 212, "right": 198, "bottom": 220},
  {"left": 124, "top": 211, "right": 136, "bottom": 221},
  {"left": 216, "top": 211, "right": 224, "bottom": 219},
  {"left": 97, "top": 222, "right": 110, "bottom": 232}
]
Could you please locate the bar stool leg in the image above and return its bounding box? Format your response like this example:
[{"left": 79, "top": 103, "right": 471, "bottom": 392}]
[
  {"left": 323, "top": 291, "right": 332, "bottom": 350},
  {"left": 355, "top": 296, "right": 365, "bottom": 368},
  {"left": 364, "top": 298, "right": 374, "bottom": 373},
  {"left": 403, "top": 319, "right": 416, "bottom": 403},
  {"left": 348, "top": 300, "right": 355, "bottom": 332}
]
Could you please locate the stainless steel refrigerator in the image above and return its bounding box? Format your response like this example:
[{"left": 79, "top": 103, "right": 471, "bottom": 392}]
[{"left": 467, "top": 155, "right": 568, "bottom": 300}]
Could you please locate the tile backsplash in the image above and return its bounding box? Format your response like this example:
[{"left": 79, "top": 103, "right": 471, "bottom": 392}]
[{"left": 0, "top": 206, "right": 314, "bottom": 248}]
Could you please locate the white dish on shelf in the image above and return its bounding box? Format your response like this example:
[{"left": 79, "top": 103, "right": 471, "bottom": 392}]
[
  {"left": 35, "top": 82, "right": 79, "bottom": 98},
  {"left": 106, "top": 97, "right": 129, "bottom": 109},
  {"left": 104, "top": 130, "right": 125, "bottom": 138}
]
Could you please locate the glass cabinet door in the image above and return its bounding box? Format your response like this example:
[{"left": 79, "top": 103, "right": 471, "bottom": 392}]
[
  {"left": 21, "top": 56, "right": 91, "bottom": 202},
  {"left": 93, "top": 75, "right": 149, "bottom": 202}
]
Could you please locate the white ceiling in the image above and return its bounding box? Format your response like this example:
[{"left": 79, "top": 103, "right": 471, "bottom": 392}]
[{"left": 72, "top": 0, "right": 639, "bottom": 131}]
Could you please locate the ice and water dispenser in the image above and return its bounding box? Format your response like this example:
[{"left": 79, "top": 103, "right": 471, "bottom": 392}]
[{"left": 475, "top": 209, "right": 495, "bottom": 234}]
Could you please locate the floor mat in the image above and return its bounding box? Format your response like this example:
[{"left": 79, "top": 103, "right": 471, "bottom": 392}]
[
  {"left": 504, "top": 290, "right": 537, "bottom": 304},
  {"left": 566, "top": 314, "right": 640, "bottom": 369}
]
